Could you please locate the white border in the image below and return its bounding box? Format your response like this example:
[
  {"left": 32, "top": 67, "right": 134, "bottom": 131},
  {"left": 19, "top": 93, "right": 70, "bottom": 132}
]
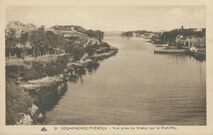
[{"left": 0, "top": 0, "right": 212, "bottom": 134}]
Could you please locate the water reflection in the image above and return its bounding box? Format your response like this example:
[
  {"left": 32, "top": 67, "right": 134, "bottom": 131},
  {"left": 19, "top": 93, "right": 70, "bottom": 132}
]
[
  {"left": 38, "top": 60, "right": 105, "bottom": 117},
  {"left": 67, "top": 62, "right": 100, "bottom": 83},
  {"left": 33, "top": 82, "right": 68, "bottom": 113},
  {"left": 154, "top": 52, "right": 205, "bottom": 62},
  {"left": 87, "top": 62, "right": 100, "bottom": 74},
  {"left": 189, "top": 54, "right": 205, "bottom": 62}
]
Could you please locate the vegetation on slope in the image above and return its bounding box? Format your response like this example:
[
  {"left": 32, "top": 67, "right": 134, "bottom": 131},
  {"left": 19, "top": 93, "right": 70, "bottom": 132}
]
[
  {"left": 5, "top": 21, "right": 115, "bottom": 125},
  {"left": 6, "top": 79, "right": 33, "bottom": 125},
  {"left": 5, "top": 21, "right": 105, "bottom": 59}
]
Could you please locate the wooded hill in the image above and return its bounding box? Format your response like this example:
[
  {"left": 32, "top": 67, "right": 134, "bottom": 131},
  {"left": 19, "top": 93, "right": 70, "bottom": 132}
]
[{"left": 5, "top": 21, "right": 105, "bottom": 60}]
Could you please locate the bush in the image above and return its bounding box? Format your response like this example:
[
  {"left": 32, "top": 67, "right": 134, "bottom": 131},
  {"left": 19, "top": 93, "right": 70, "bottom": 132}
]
[
  {"left": 71, "top": 46, "right": 85, "bottom": 61},
  {"left": 6, "top": 65, "right": 20, "bottom": 79},
  {"left": 21, "top": 61, "right": 47, "bottom": 81},
  {"left": 46, "top": 55, "right": 69, "bottom": 76},
  {"left": 6, "top": 79, "right": 33, "bottom": 125}
]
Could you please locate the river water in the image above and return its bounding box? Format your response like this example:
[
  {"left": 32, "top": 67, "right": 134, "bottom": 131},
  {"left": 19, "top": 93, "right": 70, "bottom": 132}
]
[{"left": 44, "top": 32, "right": 206, "bottom": 125}]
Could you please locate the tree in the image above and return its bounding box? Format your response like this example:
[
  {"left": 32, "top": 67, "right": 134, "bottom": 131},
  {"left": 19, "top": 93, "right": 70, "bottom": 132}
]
[
  {"left": 5, "top": 29, "right": 17, "bottom": 59},
  {"left": 29, "top": 29, "right": 47, "bottom": 57},
  {"left": 71, "top": 46, "right": 85, "bottom": 61},
  {"left": 46, "top": 31, "right": 58, "bottom": 54},
  {"left": 20, "top": 32, "right": 29, "bottom": 45},
  {"left": 85, "top": 30, "right": 104, "bottom": 41}
]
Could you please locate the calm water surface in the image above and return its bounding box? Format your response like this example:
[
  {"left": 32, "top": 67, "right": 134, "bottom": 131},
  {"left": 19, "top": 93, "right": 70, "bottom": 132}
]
[{"left": 45, "top": 32, "right": 206, "bottom": 125}]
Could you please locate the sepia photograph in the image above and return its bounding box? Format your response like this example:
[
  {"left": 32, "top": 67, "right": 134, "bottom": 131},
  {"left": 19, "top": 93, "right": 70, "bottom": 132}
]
[{"left": 4, "top": 5, "right": 207, "bottom": 126}]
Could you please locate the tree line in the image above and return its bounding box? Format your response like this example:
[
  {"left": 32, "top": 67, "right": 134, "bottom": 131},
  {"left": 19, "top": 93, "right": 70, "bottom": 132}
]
[
  {"left": 6, "top": 26, "right": 67, "bottom": 59},
  {"left": 5, "top": 22, "right": 105, "bottom": 60}
]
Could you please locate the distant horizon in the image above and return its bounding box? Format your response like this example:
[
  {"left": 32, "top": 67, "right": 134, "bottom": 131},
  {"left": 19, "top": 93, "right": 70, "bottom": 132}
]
[
  {"left": 6, "top": 6, "right": 205, "bottom": 31},
  {"left": 6, "top": 20, "right": 205, "bottom": 33}
]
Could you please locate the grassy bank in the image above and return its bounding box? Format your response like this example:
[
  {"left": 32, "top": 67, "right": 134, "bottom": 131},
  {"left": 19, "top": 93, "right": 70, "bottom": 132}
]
[{"left": 6, "top": 54, "right": 70, "bottom": 81}]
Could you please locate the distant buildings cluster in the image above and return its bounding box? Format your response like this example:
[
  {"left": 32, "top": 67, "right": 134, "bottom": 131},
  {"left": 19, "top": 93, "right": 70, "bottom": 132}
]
[
  {"left": 151, "top": 26, "right": 205, "bottom": 48},
  {"left": 121, "top": 26, "right": 206, "bottom": 49}
]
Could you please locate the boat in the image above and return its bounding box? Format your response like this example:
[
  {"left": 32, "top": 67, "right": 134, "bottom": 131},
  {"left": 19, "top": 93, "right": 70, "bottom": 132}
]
[
  {"left": 154, "top": 47, "right": 187, "bottom": 54},
  {"left": 156, "top": 44, "right": 168, "bottom": 47}
]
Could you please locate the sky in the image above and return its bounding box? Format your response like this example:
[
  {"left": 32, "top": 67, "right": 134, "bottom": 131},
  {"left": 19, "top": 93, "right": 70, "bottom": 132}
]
[{"left": 6, "top": 6, "right": 205, "bottom": 31}]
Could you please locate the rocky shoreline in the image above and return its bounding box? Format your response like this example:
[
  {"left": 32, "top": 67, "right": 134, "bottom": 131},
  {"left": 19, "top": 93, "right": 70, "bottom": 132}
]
[
  {"left": 5, "top": 21, "right": 119, "bottom": 125},
  {"left": 13, "top": 48, "right": 118, "bottom": 125}
]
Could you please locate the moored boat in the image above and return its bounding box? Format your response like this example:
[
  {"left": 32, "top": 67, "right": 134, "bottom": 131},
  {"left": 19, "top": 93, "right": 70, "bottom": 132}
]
[{"left": 154, "top": 47, "right": 187, "bottom": 54}]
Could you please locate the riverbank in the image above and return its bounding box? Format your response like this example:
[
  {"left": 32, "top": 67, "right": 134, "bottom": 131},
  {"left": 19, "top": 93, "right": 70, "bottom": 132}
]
[
  {"left": 6, "top": 43, "right": 118, "bottom": 125},
  {"left": 5, "top": 21, "right": 120, "bottom": 125}
]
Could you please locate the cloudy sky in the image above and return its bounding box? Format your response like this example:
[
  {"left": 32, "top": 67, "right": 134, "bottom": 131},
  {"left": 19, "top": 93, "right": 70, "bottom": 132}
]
[{"left": 6, "top": 6, "right": 205, "bottom": 31}]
